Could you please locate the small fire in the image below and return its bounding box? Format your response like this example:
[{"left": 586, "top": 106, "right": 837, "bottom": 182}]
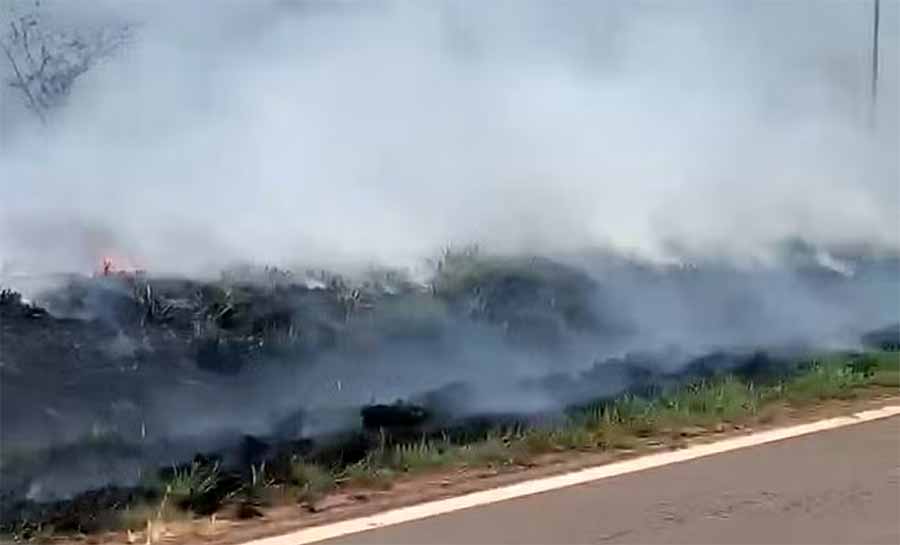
[{"left": 96, "top": 255, "right": 145, "bottom": 278}]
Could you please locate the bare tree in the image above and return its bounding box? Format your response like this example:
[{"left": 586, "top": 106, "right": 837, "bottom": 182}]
[{"left": 1, "top": 1, "right": 130, "bottom": 124}]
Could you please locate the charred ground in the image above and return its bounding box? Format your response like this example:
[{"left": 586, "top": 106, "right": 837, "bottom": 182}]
[{"left": 1, "top": 248, "right": 898, "bottom": 535}]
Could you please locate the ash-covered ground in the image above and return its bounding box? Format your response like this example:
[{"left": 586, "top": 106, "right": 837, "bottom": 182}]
[{"left": 1, "top": 245, "right": 898, "bottom": 517}]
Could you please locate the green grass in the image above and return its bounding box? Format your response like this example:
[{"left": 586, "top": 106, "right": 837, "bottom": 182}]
[
  {"left": 456, "top": 436, "right": 524, "bottom": 467},
  {"left": 338, "top": 461, "right": 396, "bottom": 490},
  {"left": 6, "top": 350, "right": 897, "bottom": 541},
  {"left": 386, "top": 438, "right": 457, "bottom": 472},
  {"left": 117, "top": 498, "right": 189, "bottom": 532},
  {"left": 781, "top": 363, "right": 865, "bottom": 403},
  {"left": 859, "top": 351, "right": 900, "bottom": 387},
  {"left": 289, "top": 460, "right": 336, "bottom": 504},
  {"left": 164, "top": 461, "right": 220, "bottom": 507},
  {"left": 331, "top": 351, "right": 898, "bottom": 488}
]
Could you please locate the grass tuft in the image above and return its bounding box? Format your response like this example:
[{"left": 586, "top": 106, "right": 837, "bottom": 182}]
[
  {"left": 289, "top": 460, "right": 335, "bottom": 505},
  {"left": 387, "top": 438, "right": 456, "bottom": 472},
  {"left": 782, "top": 361, "right": 866, "bottom": 404},
  {"left": 339, "top": 461, "right": 395, "bottom": 490},
  {"left": 164, "top": 461, "right": 220, "bottom": 509}
]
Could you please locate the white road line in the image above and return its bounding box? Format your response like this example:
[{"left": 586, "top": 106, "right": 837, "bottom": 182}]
[{"left": 242, "top": 405, "right": 900, "bottom": 545}]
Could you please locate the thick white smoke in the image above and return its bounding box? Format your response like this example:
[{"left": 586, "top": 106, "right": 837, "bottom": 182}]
[
  {"left": 1, "top": 0, "right": 897, "bottom": 276},
  {"left": 3, "top": 2, "right": 900, "bottom": 505}
]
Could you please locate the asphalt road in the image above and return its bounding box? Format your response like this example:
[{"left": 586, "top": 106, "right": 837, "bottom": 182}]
[{"left": 318, "top": 416, "right": 900, "bottom": 545}]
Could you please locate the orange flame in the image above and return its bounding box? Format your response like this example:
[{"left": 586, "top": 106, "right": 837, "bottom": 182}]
[{"left": 96, "top": 255, "right": 145, "bottom": 277}]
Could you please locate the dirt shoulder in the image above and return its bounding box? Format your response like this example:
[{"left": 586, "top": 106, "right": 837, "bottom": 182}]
[{"left": 59, "top": 388, "right": 899, "bottom": 545}]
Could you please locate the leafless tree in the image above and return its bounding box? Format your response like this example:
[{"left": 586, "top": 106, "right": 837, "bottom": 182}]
[{"left": 1, "top": 1, "right": 130, "bottom": 124}]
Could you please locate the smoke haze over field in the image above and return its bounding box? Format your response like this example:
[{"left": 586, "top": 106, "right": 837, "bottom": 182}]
[
  {"left": 1, "top": 0, "right": 898, "bottom": 276},
  {"left": 1, "top": 1, "right": 900, "bottom": 510}
]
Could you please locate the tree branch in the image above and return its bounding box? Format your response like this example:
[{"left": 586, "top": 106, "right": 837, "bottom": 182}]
[
  {"left": 21, "top": 18, "right": 39, "bottom": 71},
  {"left": 0, "top": 40, "right": 45, "bottom": 124}
]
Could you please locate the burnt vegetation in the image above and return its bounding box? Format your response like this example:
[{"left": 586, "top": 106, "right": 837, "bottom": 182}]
[{"left": 1, "top": 249, "right": 898, "bottom": 538}]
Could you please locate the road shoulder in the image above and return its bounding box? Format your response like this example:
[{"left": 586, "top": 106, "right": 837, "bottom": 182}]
[{"left": 107, "top": 393, "right": 900, "bottom": 545}]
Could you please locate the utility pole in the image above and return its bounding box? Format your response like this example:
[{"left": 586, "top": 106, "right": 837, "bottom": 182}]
[{"left": 870, "top": 0, "right": 881, "bottom": 128}]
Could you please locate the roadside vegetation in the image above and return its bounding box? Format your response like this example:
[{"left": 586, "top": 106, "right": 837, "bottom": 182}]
[
  {"left": 3, "top": 247, "right": 898, "bottom": 542},
  {"left": 5, "top": 350, "right": 896, "bottom": 542}
]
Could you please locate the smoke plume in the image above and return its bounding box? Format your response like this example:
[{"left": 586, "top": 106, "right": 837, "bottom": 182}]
[
  {"left": 0, "top": 0, "right": 898, "bottom": 506},
  {"left": 1, "top": 0, "right": 897, "bottom": 275}
]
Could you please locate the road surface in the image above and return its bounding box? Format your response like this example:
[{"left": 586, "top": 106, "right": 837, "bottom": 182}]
[{"left": 317, "top": 416, "right": 900, "bottom": 545}]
